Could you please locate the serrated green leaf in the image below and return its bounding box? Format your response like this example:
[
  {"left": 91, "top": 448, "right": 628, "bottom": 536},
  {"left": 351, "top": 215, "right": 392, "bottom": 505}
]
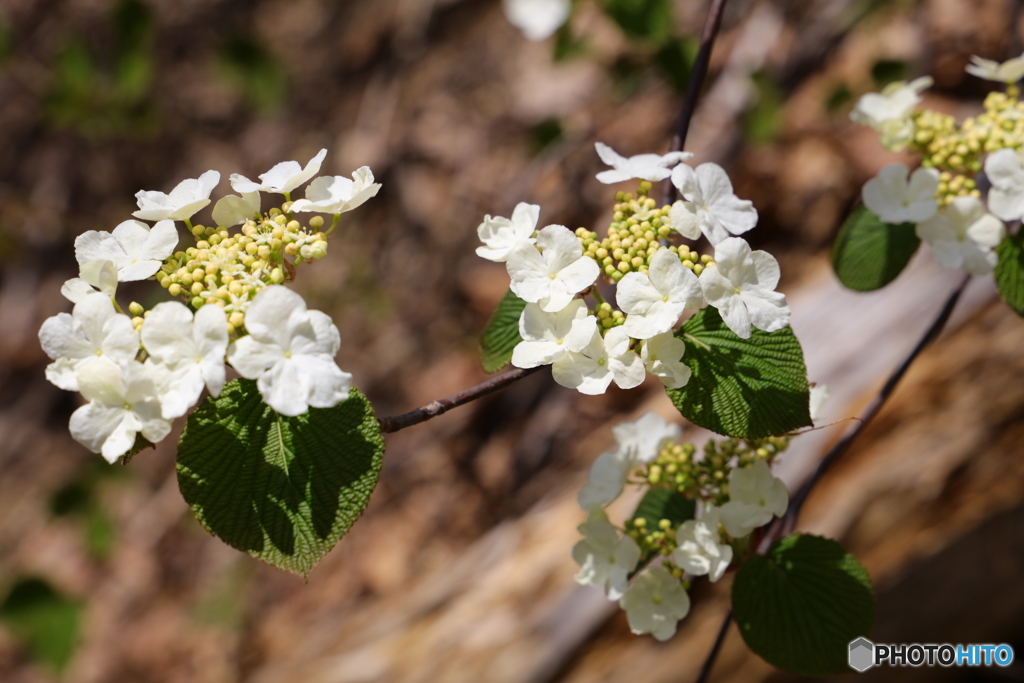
[
  {"left": 176, "top": 380, "right": 384, "bottom": 577},
  {"left": 631, "top": 487, "right": 696, "bottom": 529},
  {"left": 732, "top": 534, "right": 874, "bottom": 676},
  {"left": 995, "top": 233, "right": 1024, "bottom": 317},
  {"left": 831, "top": 205, "right": 920, "bottom": 291},
  {"left": 666, "top": 308, "right": 811, "bottom": 438},
  {"left": 480, "top": 288, "right": 527, "bottom": 373}
]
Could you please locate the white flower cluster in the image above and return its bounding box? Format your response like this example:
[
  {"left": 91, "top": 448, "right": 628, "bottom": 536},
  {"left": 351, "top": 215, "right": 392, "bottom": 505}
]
[
  {"left": 570, "top": 413, "right": 790, "bottom": 641},
  {"left": 41, "top": 150, "right": 379, "bottom": 462},
  {"left": 476, "top": 143, "right": 790, "bottom": 395}
]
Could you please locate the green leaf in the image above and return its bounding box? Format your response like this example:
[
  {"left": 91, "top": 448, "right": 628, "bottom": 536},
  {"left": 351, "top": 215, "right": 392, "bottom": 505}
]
[
  {"left": 995, "top": 233, "right": 1024, "bottom": 317},
  {"left": 631, "top": 487, "right": 696, "bottom": 529},
  {"left": 480, "top": 289, "right": 527, "bottom": 373},
  {"left": 732, "top": 534, "right": 875, "bottom": 676},
  {"left": 0, "top": 577, "right": 81, "bottom": 672},
  {"left": 666, "top": 308, "right": 811, "bottom": 438},
  {"left": 176, "top": 380, "right": 384, "bottom": 577},
  {"left": 831, "top": 205, "right": 920, "bottom": 291}
]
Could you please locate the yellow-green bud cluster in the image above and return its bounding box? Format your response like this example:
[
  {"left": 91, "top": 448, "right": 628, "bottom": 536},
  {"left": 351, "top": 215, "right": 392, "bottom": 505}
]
[
  {"left": 594, "top": 301, "right": 626, "bottom": 330},
  {"left": 624, "top": 514, "right": 678, "bottom": 557}
]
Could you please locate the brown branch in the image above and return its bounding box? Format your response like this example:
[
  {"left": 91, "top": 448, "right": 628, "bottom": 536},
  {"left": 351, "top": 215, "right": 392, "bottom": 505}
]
[{"left": 694, "top": 608, "right": 734, "bottom": 683}]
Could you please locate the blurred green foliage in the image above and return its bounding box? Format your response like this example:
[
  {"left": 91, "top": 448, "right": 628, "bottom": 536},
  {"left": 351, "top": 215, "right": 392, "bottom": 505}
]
[
  {"left": 825, "top": 83, "right": 854, "bottom": 113},
  {"left": 654, "top": 37, "right": 697, "bottom": 93},
  {"left": 871, "top": 59, "right": 907, "bottom": 86},
  {"left": 600, "top": 0, "right": 672, "bottom": 43},
  {"left": 49, "top": 461, "right": 121, "bottom": 562},
  {"left": 218, "top": 35, "right": 288, "bottom": 110},
  {"left": 0, "top": 578, "right": 82, "bottom": 672},
  {"left": 530, "top": 118, "right": 565, "bottom": 154},
  {"left": 741, "top": 70, "right": 783, "bottom": 144}
]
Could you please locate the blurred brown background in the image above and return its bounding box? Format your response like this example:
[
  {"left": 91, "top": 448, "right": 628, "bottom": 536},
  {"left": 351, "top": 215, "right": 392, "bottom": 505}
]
[{"left": 1, "top": 0, "right": 1024, "bottom": 681}]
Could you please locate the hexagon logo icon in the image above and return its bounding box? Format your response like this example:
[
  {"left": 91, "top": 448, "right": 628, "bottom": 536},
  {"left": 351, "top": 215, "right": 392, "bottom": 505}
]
[{"left": 849, "top": 637, "right": 875, "bottom": 672}]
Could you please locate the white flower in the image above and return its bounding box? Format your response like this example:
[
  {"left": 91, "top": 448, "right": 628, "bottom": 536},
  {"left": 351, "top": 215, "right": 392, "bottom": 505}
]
[
  {"left": 861, "top": 164, "right": 939, "bottom": 224},
  {"left": 673, "top": 506, "right": 733, "bottom": 582},
  {"left": 577, "top": 451, "right": 633, "bottom": 509},
  {"left": 226, "top": 286, "right": 352, "bottom": 416},
  {"left": 572, "top": 507, "right": 641, "bottom": 600},
  {"left": 506, "top": 225, "right": 600, "bottom": 312},
  {"left": 640, "top": 333, "right": 691, "bottom": 389},
  {"left": 141, "top": 303, "right": 228, "bottom": 419},
  {"left": 503, "top": 0, "right": 571, "bottom": 41},
  {"left": 809, "top": 383, "right": 829, "bottom": 423},
  {"left": 965, "top": 53, "right": 1024, "bottom": 84},
  {"left": 289, "top": 166, "right": 381, "bottom": 214},
  {"left": 552, "top": 326, "right": 645, "bottom": 395},
  {"left": 699, "top": 237, "right": 789, "bottom": 339},
  {"left": 594, "top": 142, "right": 693, "bottom": 184},
  {"left": 669, "top": 163, "right": 758, "bottom": 245},
  {"left": 61, "top": 259, "right": 118, "bottom": 304},
  {"left": 475, "top": 202, "right": 539, "bottom": 263},
  {"left": 618, "top": 565, "right": 690, "bottom": 641},
  {"left": 212, "top": 191, "right": 261, "bottom": 227},
  {"left": 719, "top": 460, "right": 788, "bottom": 538},
  {"left": 39, "top": 293, "right": 140, "bottom": 392},
  {"left": 617, "top": 248, "right": 703, "bottom": 339},
  {"left": 132, "top": 170, "right": 220, "bottom": 222},
  {"left": 511, "top": 300, "right": 596, "bottom": 368},
  {"left": 984, "top": 147, "right": 1024, "bottom": 221},
  {"left": 68, "top": 357, "right": 172, "bottom": 463},
  {"left": 849, "top": 77, "right": 932, "bottom": 151},
  {"left": 915, "top": 196, "right": 1005, "bottom": 275},
  {"left": 75, "top": 219, "right": 179, "bottom": 282},
  {"left": 230, "top": 149, "right": 328, "bottom": 195}
]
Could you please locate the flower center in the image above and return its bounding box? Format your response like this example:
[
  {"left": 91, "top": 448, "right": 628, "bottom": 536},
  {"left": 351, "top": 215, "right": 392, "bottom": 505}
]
[{"left": 549, "top": 273, "right": 557, "bottom": 280}]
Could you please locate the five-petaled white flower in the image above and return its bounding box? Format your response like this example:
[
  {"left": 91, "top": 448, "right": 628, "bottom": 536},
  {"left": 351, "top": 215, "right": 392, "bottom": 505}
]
[
  {"left": 670, "top": 163, "right": 758, "bottom": 245},
  {"left": 141, "top": 302, "right": 228, "bottom": 419},
  {"left": 503, "top": 0, "right": 571, "bottom": 41},
  {"left": 511, "top": 300, "right": 596, "bottom": 369},
  {"left": 133, "top": 170, "right": 221, "bottom": 222},
  {"left": 572, "top": 507, "right": 642, "bottom": 600},
  {"left": 861, "top": 164, "right": 939, "bottom": 224},
  {"left": 640, "top": 333, "right": 691, "bottom": 389},
  {"left": 61, "top": 259, "right": 118, "bottom": 304},
  {"left": 506, "top": 225, "right": 600, "bottom": 312},
  {"left": 227, "top": 286, "right": 352, "bottom": 416},
  {"left": 39, "top": 293, "right": 140, "bottom": 392},
  {"left": 212, "top": 191, "right": 261, "bottom": 227},
  {"left": 699, "top": 237, "right": 789, "bottom": 339},
  {"left": 68, "top": 357, "right": 172, "bottom": 463},
  {"left": 984, "top": 147, "right": 1024, "bottom": 221},
  {"left": 594, "top": 142, "right": 692, "bottom": 184},
  {"left": 619, "top": 565, "right": 690, "bottom": 641},
  {"left": 965, "top": 53, "right": 1024, "bottom": 84},
  {"left": 75, "top": 219, "right": 179, "bottom": 282},
  {"left": 552, "top": 326, "right": 645, "bottom": 395},
  {"left": 476, "top": 202, "right": 539, "bottom": 263},
  {"left": 230, "top": 149, "right": 327, "bottom": 196},
  {"left": 289, "top": 166, "right": 381, "bottom": 215},
  {"left": 915, "top": 196, "right": 1005, "bottom": 276},
  {"left": 672, "top": 506, "right": 733, "bottom": 582},
  {"left": 612, "top": 412, "right": 680, "bottom": 464},
  {"left": 849, "top": 77, "right": 932, "bottom": 151},
  {"left": 617, "top": 248, "right": 703, "bottom": 339},
  {"left": 719, "top": 459, "right": 789, "bottom": 538},
  {"left": 577, "top": 450, "right": 633, "bottom": 509}
]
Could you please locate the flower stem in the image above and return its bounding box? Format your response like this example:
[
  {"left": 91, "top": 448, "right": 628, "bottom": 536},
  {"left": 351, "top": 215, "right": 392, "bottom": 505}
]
[{"left": 326, "top": 213, "right": 342, "bottom": 236}]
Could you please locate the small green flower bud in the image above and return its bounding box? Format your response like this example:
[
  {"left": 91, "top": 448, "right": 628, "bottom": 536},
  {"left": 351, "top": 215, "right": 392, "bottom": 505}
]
[
  {"left": 309, "top": 215, "right": 325, "bottom": 228},
  {"left": 128, "top": 302, "right": 144, "bottom": 316}
]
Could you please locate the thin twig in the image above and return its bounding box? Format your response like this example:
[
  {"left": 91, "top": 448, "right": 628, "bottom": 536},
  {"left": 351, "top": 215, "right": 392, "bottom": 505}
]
[{"left": 694, "top": 608, "right": 734, "bottom": 683}]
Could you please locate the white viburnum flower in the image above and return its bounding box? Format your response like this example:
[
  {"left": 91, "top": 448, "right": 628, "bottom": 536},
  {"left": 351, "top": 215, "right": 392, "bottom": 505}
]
[
  {"left": 809, "top": 383, "right": 830, "bottom": 424},
  {"left": 699, "top": 237, "right": 789, "bottom": 339},
  {"left": 719, "top": 459, "right": 789, "bottom": 538},
  {"left": 915, "top": 196, "right": 1005, "bottom": 275},
  {"left": 506, "top": 225, "right": 600, "bottom": 312},
  {"left": 617, "top": 248, "right": 703, "bottom": 339},
  {"left": 613, "top": 412, "right": 680, "bottom": 464},
  {"left": 75, "top": 219, "right": 178, "bottom": 282},
  {"left": 640, "top": 333, "right": 691, "bottom": 389},
  {"left": 289, "top": 166, "right": 381, "bottom": 214},
  {"left": 595, "top": 142, "right": 693, "bottom": 184},
  {"left": 212, "top": 191, "right": 261, "bottom": 227},
  {"left": 503, "top": 0, "right": 571, "bottom": 41},
  {"left": 226, "top": 286, "right": 352, "bottom": 416},
  {"left": 984, "top": 147, "right": 1024, "bottom": 221},
  {"left": 965, "top": 53, "right": 1024, "bottom": 83},
  {"left": 141, "top": 302, "right": 228, "bottom": 419},
  {"left": 577, "top": 450, "right": 633, "bottom": 509},
  {"left": 572, "top": 507, "right": 642, "bottom": 600},
  {"left": 552, "top": 326, "right": 645, "bottom": 395},
  {"left": 849, "top": 77, "right": 932, "bottom": 151},
  {"left": 475, "top": 202, "right": 539, "bottom": 263},
  {"left": 68, "top": 357, "right": 172, "bottom": 463},
  {"left": 619, "top": 565, "right": 690, "bottom": 641},
  {"left": 673, "top": 506, "right": 733, "bottom": 582},
  {"left": 39, "top": 293, "right": 140, "bottom": 392},
  {"left": 861, "top": 164, "right": 939, "bottom": 224},
  {"left": 510, "top": 300, "right": 596, "bottom": 368},
  {"left": 133, "top": 170, "right": 220, "bottom": 222},
  {"left": 230, "top": 149, "right": 328, "bottom": 195},
  {"left": 61, "top": 259, "right": 118, "bottom": 304},
  {"left": 669, "top": 163, "right": 758, "bottom": 245}
]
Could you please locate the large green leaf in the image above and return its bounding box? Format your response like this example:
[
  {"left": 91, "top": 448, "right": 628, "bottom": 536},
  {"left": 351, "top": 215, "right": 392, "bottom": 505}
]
[
  {"left": 666, "top": 308, "right": 811, "bottom": 438},
  {"left": 631, "top": 487, "right": 696, "bottom": 529},
  {"left": 176, "top": 380, "right": 384, "bottom": 577},
  {"left": 831, "top": 204, "right": 920, "bottom": 291},
  {"left": 732, "top": 534, "right": 874, "bottom": 676},
  {"left": 480, "top": 288, "right": 527, "bottom": 373},
  {"left": 995, "top": 233, "right": 1024, "bottom": 317}
]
